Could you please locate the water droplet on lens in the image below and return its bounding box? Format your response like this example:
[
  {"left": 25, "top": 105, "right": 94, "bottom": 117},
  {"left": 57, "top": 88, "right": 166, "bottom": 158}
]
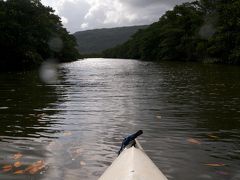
[{"left": 39, "top": 60, "right": 58, "bottom": 84}]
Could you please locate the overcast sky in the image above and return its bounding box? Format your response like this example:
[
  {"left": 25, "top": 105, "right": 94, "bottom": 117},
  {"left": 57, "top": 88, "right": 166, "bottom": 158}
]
[{"left": 41, "top": 0, "right": 191, "bottom": 33}]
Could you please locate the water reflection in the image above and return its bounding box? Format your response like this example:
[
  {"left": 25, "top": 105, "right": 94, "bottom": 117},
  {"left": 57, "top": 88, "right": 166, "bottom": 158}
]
[
  {"left": 0, "top": 71, "right": 60, "bottom": 180},
  {"left": 0, "top": 71, "right": 60, "bottom": 139},
  {"left": 0, "top": 59, "right": 239, "bottom": 180}
]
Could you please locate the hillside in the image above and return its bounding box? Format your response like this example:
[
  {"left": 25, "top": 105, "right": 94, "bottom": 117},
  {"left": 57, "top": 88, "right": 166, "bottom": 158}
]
[{"left": 73, "top": 25, "right": 148, "bottom": 54}]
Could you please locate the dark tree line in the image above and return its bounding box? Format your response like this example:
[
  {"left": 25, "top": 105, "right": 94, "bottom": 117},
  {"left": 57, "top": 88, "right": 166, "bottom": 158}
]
[
  {"left": 0, "top": 0, "right": 80, "bottom": 70},
  {"left": 103, "top": 0, "right": 240, "bottom": 65}
]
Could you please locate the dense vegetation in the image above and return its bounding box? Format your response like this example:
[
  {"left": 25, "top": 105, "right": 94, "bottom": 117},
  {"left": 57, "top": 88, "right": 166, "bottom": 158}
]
[
  {"left": 73, "top": 25, "right": 148, "bottom": 54},
  {"left": 0, "top": 0, "right": 80, "bottom": 70},
  {"left": 103, "top": 0, "right": 240, "bottom": 65}
]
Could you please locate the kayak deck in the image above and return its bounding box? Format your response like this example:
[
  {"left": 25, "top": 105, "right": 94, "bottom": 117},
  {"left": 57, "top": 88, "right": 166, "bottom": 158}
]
[{"left": 99, "top": 140, "right": 168, "bottom": 180}]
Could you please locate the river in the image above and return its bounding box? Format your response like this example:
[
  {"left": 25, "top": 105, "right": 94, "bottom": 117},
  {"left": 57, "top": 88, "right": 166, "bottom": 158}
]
[{"left": 0, "top": 58, "right": 239, "bottom": 180}]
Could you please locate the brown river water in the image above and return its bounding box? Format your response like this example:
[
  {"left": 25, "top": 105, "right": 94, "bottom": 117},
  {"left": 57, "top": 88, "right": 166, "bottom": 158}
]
[{"left": 0, "top": 58, "right": 239, "bottom": 180}]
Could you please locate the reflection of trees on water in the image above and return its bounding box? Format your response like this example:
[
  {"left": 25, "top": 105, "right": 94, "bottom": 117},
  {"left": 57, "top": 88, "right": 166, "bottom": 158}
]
[
  {"left": 0, "top": 70, "right": 61, "bottom": 139},
  {"left": 158, "top": 62, "right": 240, "bottom": 131},
  {"left": 195, "top": 65, "right": 240, "bottom": 131}
]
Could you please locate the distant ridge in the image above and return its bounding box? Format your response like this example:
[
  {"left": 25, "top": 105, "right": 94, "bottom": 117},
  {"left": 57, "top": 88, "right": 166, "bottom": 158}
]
[{"left": 73, "top": 25, "right": 148, "bottom": 54}]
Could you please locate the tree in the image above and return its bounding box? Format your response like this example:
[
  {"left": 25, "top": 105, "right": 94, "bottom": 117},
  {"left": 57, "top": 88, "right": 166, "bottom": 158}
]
[
  {"left": 0, "top": 0, "right": 80, "bottom": 71},
  {"left": 103, "top": 0, "right": 240, "bottom": 65}
]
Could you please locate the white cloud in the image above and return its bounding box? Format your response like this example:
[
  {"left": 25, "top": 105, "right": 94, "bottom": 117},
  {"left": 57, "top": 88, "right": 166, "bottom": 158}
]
[
  {"left": 41, "top": 0, "right": 65, "bottom": 13},
  {"left": 41, "top": 0, "right": 192, "bottom": 33},
  {"left": 60, "top": 16, "right": 69, "bottom": 24},
  {"left": 80, "top": 23, "right": 89, "bottom": 29}
]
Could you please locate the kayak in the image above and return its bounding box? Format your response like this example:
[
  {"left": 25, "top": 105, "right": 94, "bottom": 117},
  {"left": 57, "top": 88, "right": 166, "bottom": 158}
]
[{"left": 98, "top": 139, "right": 168, "bottom": 180}]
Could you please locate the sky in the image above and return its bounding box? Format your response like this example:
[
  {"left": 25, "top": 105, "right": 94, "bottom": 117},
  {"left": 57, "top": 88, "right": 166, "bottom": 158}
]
[{"left": 41, "top": 0, "right": 191, "bottom": 33}]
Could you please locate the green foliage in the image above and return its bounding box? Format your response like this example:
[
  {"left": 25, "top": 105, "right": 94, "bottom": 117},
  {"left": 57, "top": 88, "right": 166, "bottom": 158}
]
[
  {"left": 103, "top": 0, "right": 240, "bottom": 65},
  {"left": 206, "top": 0, "right": 240, "bottom": 64},
  {"left": 0, "top": 0, "right": 80, "bottom": 70}
]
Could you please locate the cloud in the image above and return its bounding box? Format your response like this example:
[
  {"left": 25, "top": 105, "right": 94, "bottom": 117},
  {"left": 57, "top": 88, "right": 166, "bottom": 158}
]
[
  {"left": 41, "top": 0, "right": 90, "bottom": 32},
  {"left": 121, "top": 0, "right": 191, "bottom": 8},
  {"left": 121, "top": 0, "right": 164, "bottom": 8},
  {"left": 60, "top": 16, "right": 68, "bottom": 24},
  {"left": 42, "top": 0, "right": 192, "bottom": 33},
  {"left": 80, "top": 23, "right": 88, "bottom": 29},
  {"left": 59, "top": 0, "right": 90, "bottom": 32}
]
